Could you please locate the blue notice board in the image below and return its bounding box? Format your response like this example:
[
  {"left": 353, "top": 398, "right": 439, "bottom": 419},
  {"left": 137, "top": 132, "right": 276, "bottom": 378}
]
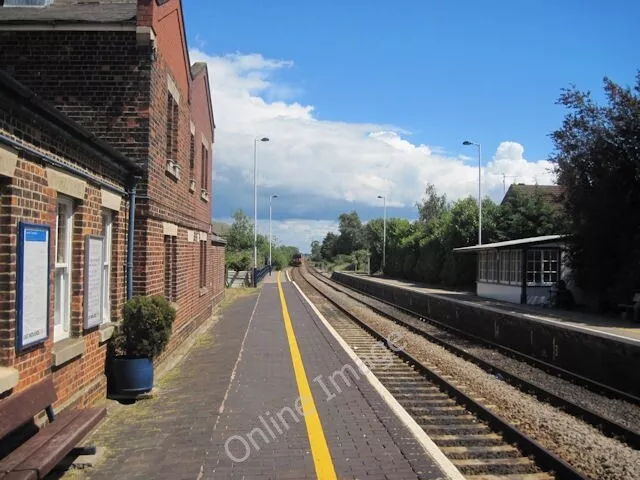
[{"left": 16, "top": 222, "right": 50, "bottom": 350}]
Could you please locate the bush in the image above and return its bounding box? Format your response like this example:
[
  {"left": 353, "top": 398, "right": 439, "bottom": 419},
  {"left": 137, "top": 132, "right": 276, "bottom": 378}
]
[{"left": 111, "top": 296, "right": 176, "bottom": 359}]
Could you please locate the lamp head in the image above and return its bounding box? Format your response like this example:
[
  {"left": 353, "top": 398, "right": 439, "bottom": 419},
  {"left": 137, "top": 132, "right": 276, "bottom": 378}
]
[
  {"left": 377, "top": 195, "right": 384, "bottom": 199},
  {"left": 260, "top": 137, "right": 270, "bottom": 142},
  {"left": 462, "top": 140, "right": 473, "bottom": 146},
  {"left": 272, "top": 194, "right": 278, "bottom": 199}
]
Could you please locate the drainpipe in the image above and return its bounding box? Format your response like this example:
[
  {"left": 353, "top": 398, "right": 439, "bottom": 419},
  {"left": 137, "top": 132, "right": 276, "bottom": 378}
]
[{"left": 127, "top": 178, "right": 140, "bottom": 300}]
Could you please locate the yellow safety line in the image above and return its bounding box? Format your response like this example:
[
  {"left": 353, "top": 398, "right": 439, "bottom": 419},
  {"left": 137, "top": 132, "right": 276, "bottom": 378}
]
[{"left": 276, "top": 271, "right": 337, "bottom": 480}]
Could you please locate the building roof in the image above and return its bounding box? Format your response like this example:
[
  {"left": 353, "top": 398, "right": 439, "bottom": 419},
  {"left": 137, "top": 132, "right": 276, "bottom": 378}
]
[
  {"left": 453, "top": 235, "right": 568, "bottom": 253},
  {"left": 501, "top": 184, "right": 564, "bottom": 207},
  {"left": 210, "top": 233, "right": 227, "bottom": 245},
  {"left": 0, "top": 0, "right": 137, "bottom": 24},
  {"left": 0, "top": 69, "right": 141, "bottom": 175}
]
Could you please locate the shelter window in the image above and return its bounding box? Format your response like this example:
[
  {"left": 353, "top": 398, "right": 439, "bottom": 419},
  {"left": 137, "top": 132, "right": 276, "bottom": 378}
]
[{"left": 527, "top": 249, "right": 559, "bottom": 286}]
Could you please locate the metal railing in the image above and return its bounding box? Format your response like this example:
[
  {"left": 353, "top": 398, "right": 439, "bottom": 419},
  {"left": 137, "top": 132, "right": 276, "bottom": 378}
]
[{"left": 252, "top": 265, "right": 272, "bottom": 287}]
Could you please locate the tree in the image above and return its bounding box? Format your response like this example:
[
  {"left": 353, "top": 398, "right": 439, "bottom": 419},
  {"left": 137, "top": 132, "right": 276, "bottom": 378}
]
[
  {"left": 336, "top": 211, "right": 365, "bottom": 254},
  {"left": 496, "top": 187, "right": 569, "bottom": 241},
  {"left": 320, "top": 232, "right": 339, "bottom": 260},
  {"left": 226, "top": 209, "right": 253, "bottom": 251},
  {"left": 416, "top": 183, "right": 448, "bottom": 224},
  {"left": 550, "top": 73, "right": 640, "bottom": 305},
  {"left": 310, "top": 240, "right": 322, "bottom": 262}
]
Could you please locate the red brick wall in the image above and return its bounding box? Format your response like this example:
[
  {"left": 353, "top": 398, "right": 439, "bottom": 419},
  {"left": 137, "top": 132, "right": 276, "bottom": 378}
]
[
  {"left": 0, "top": 5, "right": 226, "bottom": 408},
  {"left": 0, "top": 30, "right": 152, "bottom": 166},
  {"left": 0, "top": 101, "right": 129, "bottom": 410}
]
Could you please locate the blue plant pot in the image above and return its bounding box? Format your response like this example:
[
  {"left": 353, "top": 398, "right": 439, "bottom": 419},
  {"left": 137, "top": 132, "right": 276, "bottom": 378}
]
[{"left": 109, "top": 357, "right": 154, "bottom": 395}]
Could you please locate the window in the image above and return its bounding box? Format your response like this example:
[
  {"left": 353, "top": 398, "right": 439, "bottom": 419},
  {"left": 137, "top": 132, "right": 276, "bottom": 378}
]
[
  {"left": 509, "top": 250, "right": 522, "bottom": 285},
  {"left": 164, "top": 235, "right": 177, "bottom": 302},
  {"left": 478, "top": 251, "right": 487, "bottom": 281},
  {"left": 200, "top": 144, "right": 208, "bottom": 190},
  {"left": 189, "top": 132, "right": 195, "bottom": 170},
  {"left": 199, "top": 240, "right": 207, "bottom": 289},
  {"left": 54, "top": 196, "right": 73, "bottom": 341},
  {"left": 102, "top": 211, "right": 112, "bottom": 323},
  {"left": 165, "top": 92, "right": 178, "bottom": 161},
  {"left": 527, "top": 249, "right": 559, "bottom": 286}
]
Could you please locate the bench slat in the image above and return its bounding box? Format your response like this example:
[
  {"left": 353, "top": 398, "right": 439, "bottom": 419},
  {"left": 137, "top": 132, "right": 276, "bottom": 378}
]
[
  {"left": 0, "top": 378, "right": 56, "bottom": 439},
  {"left": 0, "top": 410, "right": 80, "bottom": 474},
  {"left": 12, "top": 407, "right": 105, "bottom": 478},
  {"left": 0, "top": 471, "right": 37, "bottom": 480}
]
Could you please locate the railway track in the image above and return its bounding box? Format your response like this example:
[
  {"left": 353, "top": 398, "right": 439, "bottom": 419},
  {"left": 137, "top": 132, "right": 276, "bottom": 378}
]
[
  {"left": 292, "top": 266, "right": 589, "bottom": 480},
  {"left": 306, "top": 266, "right": 640, "bottom": 449}
]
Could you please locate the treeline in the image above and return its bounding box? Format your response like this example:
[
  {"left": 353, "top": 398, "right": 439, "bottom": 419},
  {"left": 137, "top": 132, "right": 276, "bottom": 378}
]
[
  {"left": 225, "top": 209, "right": 300, "bottom": 271},
  {"left": 310, "top": 185, "right": 568, "bottom": 287},
  {"left": 312, "top": 73, "right": 640, "bottom": 308}
]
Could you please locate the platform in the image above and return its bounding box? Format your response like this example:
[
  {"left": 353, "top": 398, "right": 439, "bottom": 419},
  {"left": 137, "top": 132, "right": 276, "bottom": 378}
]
[
  {"left": 347, "top": 274, "right": 640, "bottom": 343},
  {"left": 82, "top": 272, "right": 455, "bottom": 480}
]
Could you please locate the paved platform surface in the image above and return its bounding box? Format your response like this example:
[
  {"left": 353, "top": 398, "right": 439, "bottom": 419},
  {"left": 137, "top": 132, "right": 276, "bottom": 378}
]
[
  {"left": 78, "top": 274, "right": 449, "bottom": 480},
  {"left": 350, "top": 274, "right": 640, "bottom": 343}
]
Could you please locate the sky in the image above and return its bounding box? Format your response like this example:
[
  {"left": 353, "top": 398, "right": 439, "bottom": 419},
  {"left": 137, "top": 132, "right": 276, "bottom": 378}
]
[{"left": 182, "top": 0, "right": 639, "bottom": 252}]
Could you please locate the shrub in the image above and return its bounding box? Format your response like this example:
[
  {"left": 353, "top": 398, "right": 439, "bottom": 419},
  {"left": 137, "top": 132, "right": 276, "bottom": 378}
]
[{"left": 111, "top": 296, "right": 176, "bottom": 359}]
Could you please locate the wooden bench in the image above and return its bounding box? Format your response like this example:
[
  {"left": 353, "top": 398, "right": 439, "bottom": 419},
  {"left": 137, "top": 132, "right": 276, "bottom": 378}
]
[
  {"left": 0, "top": 378, "right": 106, "bottom": 480},
  {"left": 618, "top": 293, "right": 640, "bottom": 323}
]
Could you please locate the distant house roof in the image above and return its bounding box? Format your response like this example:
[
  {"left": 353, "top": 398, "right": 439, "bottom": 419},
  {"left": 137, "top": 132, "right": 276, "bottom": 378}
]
[
  {"left": 0, "top": 0, "right": 137, "bottom": 23},
  {"left": 211, "top": 221, "right": 230, "bottom": 237},
  {"left": 453, "top": 235, "right": 568, "bottom": 253},
  {"left": 501, "top": 184, "right": 564, "bottom": 207}
]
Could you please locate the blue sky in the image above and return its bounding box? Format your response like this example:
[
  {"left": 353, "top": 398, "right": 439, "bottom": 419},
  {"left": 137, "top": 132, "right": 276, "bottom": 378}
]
[{"left": 183, "top": 0, "right": 639, "bottom": 250}]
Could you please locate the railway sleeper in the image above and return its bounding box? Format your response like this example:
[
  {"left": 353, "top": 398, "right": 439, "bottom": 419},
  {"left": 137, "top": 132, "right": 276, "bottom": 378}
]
[{"left": 440, "top": 444, "right": 522, "bottom": 459}]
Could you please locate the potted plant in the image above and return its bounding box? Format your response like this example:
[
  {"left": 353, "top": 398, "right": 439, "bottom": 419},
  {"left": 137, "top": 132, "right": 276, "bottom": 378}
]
[{"left": 108, "top": 295, "right": 176, "bottom": 396}]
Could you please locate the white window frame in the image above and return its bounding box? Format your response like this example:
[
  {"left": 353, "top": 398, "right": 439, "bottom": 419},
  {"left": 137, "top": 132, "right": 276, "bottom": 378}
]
[
  {"left": 54, "top": 196, "right": 73, "bottom": 341},
  {"left": 527, "top": 249, "right": 560, "bottom": 286},
  {"left": 102, "top": 211, "right": 113, "bottom": 324}
]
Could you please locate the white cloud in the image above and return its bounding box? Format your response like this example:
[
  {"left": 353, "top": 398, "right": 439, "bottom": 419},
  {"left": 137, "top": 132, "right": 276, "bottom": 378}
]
[{"left": 195, "top": 50, "right": 557, "bottom": 246}]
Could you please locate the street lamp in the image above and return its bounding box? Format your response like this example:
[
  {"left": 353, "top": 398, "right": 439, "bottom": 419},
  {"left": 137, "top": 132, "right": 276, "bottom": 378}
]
[
  {"left": 253, "top": 137, "right": 269, "bottom": 273},
  {"left": 463, "top": 140, "right": 482, "bottom": 245},
  {"left": 269, "top": 194, "right": 278, "bottom": 273},
  {"left": 377, "top": 195, "right": 387, "bottom": 272}
]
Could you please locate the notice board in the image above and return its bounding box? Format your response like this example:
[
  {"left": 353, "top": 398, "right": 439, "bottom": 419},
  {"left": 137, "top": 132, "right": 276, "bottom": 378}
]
[
  {"left": 16, "top": 222, "right": 50, "bottom": 350},
  {"left": 84, "top": 235, "right": 104, "bottom": 329}
]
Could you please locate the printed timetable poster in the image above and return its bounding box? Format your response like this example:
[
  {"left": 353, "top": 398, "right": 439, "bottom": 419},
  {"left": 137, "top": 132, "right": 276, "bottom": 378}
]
[{"left": 17, "top": 222, "right": 50, "bottom": 350}]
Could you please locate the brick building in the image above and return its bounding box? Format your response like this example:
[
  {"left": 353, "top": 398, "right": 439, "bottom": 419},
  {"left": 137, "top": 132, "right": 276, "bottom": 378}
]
[
  {"left": 0, "top": 71, "right": 140, "bottom": 407},
  {"left": 0, "top": 0, "right": 225, "bottom": 406}
]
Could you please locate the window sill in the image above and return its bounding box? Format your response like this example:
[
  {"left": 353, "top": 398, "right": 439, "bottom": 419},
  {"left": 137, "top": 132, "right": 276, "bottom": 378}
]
[
  {"left": 99, "top": 322, "right": 117, "bottom": 343},
  {"left": 52, "top": 337, "right": 86, "bottom": 367},
  {"left": 165, "top": 160, "right": 181, "bottom": 181},
  {"left": 0, "top": 366, "right": 19, "bottom": 394},
  {"left": 199, "top": 287, "right": 208, "bottom": 297}
]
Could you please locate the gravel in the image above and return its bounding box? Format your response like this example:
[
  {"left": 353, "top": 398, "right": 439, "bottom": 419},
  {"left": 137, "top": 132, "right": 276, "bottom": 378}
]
[
  {"left": 300, "top": 269, "right": 640, "bottom": 480},
  {"left": 319, "top": 274, "right": 640, "bottom": 433}
]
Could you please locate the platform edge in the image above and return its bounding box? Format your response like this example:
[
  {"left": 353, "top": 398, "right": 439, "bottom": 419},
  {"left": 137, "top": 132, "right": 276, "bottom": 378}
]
[{"left": 291, "top": 278, "right": 465, "bottom": 480}]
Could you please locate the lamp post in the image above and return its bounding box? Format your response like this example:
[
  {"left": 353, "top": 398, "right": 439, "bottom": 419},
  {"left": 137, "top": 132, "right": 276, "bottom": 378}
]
[
  {"left": 269, "top": 194, "right": 278, "bottom": 274},
  {"left": 253, "top": 137, "right": 269, "bottom": 276},
  {"left": 377, "top": 195, "right": 387, "bottom": 271},
  {"left": 463, "top": 140, "right": 482, "bottom": 245}
]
